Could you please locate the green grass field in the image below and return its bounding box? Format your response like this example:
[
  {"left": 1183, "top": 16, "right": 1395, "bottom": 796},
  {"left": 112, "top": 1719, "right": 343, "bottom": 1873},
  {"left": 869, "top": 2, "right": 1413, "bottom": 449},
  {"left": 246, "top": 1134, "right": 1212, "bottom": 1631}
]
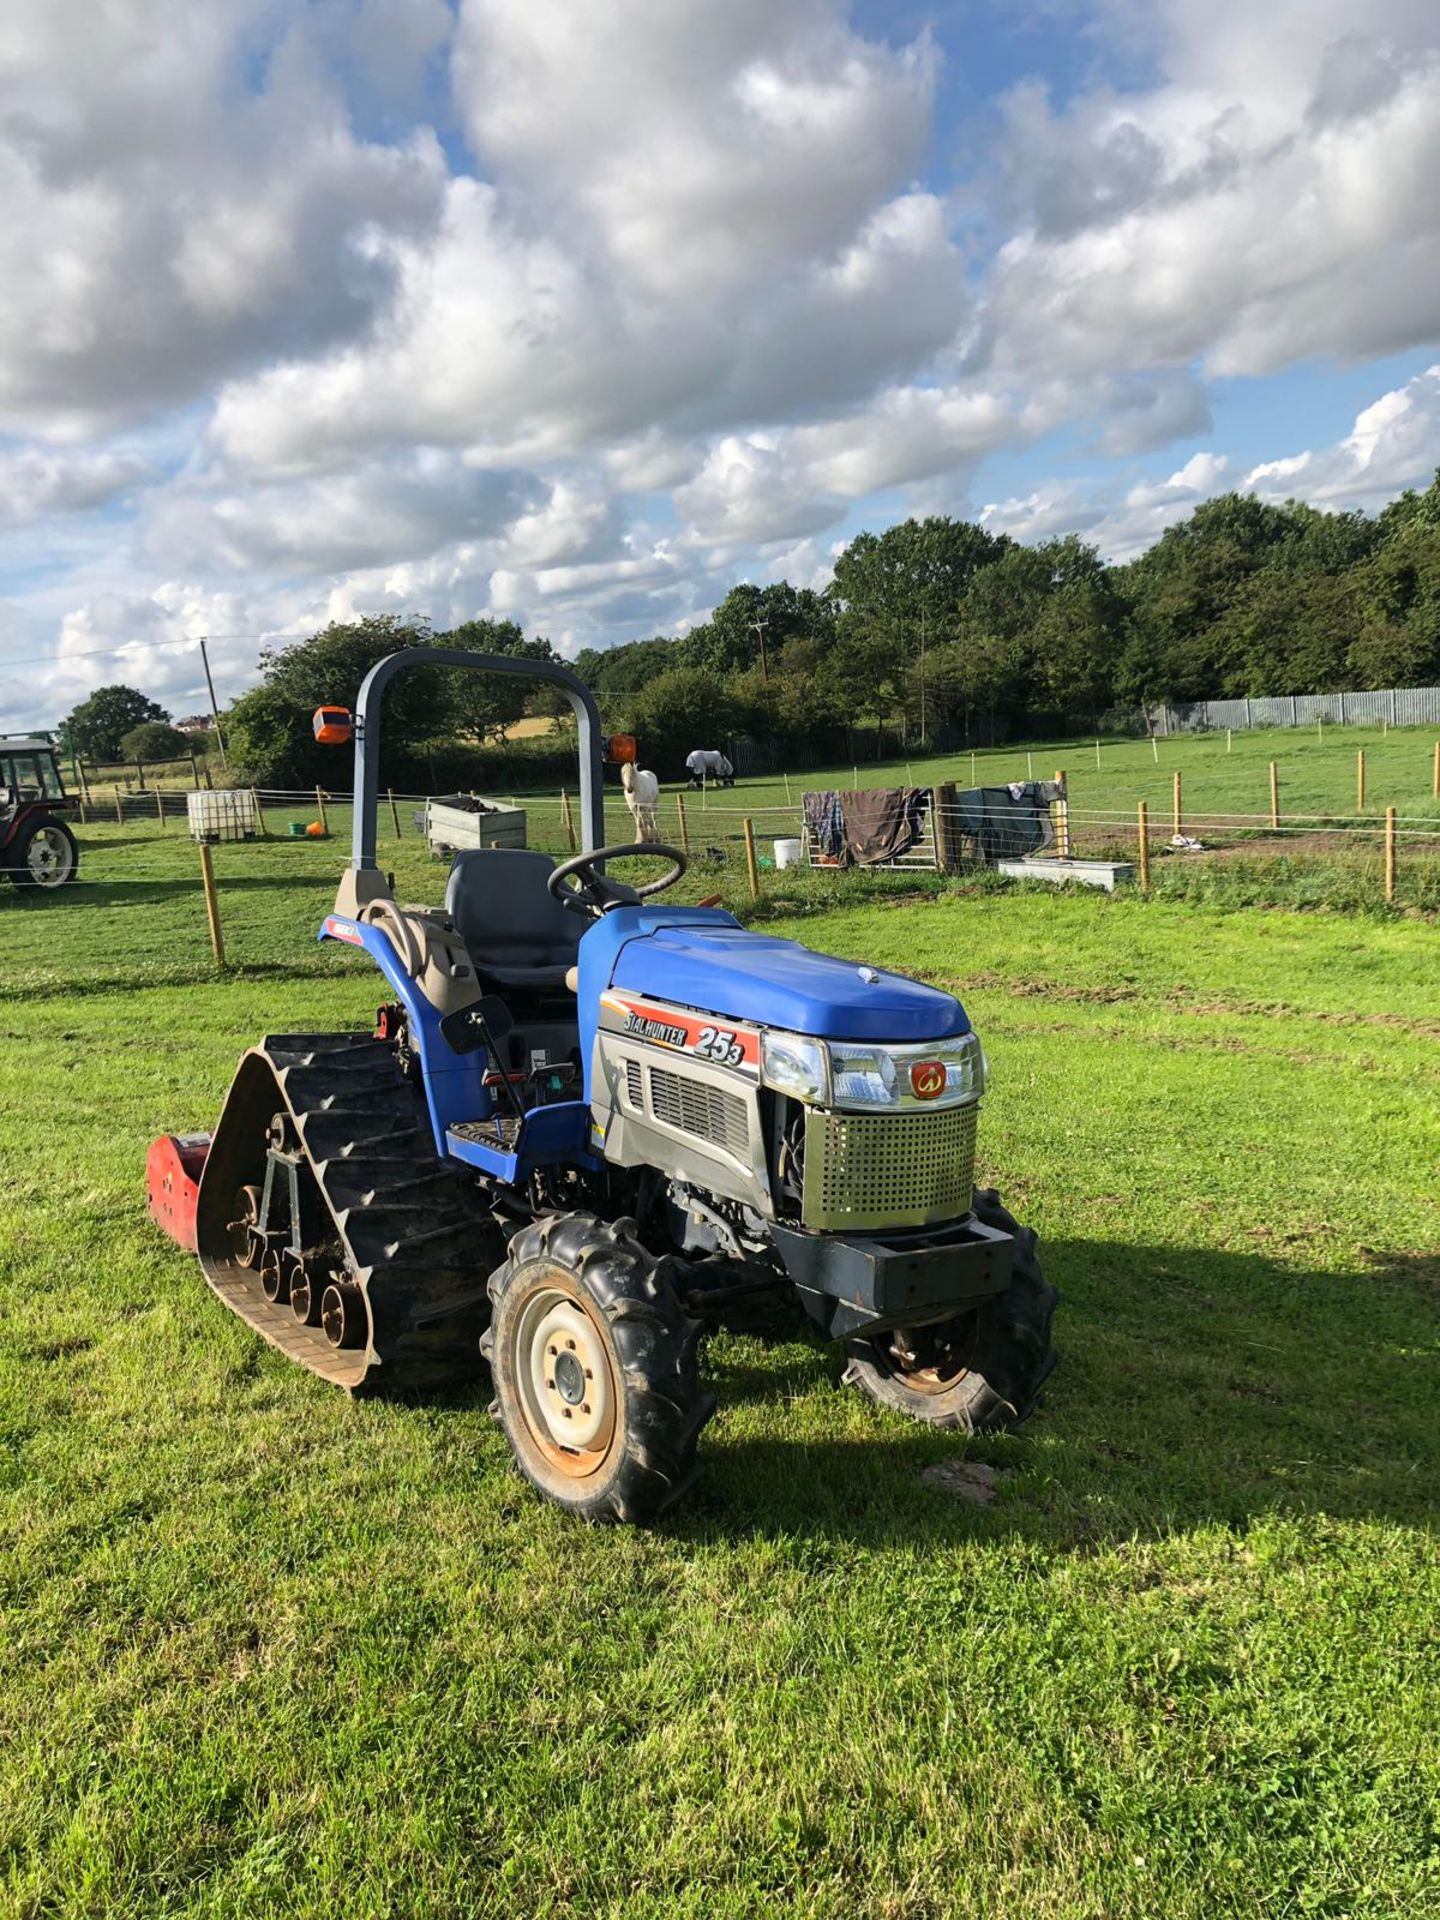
[
  {"left": 725, "top": 720, "right": 1440, "bottom": 824},
  {"left": 2, "top": 824, "right": 1438, "bottom": 1917}
]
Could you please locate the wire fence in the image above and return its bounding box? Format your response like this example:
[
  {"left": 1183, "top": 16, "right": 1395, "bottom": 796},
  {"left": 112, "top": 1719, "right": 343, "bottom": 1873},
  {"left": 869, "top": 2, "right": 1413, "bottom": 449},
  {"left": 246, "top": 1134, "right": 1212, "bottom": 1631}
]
[{"left": 9, "top": 773, "right": 1439, "bottom": 924}]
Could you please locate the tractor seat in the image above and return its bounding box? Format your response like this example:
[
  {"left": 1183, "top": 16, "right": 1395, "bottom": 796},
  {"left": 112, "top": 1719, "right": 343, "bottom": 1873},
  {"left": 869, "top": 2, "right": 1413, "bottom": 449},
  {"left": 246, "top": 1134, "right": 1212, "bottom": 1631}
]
[{"left": 444, "top": 848, "right": 583, "bottom": 992}]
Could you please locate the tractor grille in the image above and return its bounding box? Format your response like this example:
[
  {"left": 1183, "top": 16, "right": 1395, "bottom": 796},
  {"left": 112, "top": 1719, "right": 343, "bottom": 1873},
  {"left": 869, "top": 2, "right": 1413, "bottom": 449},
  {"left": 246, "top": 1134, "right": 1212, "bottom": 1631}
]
[
  {"left": 801, "top": 1102, "right": 978, "bottom": 1231},
  {"left": 647, "top": 1065, "right": 750, "bottom": 1159},
  {"left": 624, "top": 1058, "right": 643, "bottom": 1109}
]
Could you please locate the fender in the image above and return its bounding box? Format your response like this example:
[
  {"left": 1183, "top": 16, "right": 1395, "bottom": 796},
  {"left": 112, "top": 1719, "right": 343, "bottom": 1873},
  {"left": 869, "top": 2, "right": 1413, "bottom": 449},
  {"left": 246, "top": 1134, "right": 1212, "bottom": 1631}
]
[{"left": 319, "top": 915, "right": 489, "bottom": 1152}]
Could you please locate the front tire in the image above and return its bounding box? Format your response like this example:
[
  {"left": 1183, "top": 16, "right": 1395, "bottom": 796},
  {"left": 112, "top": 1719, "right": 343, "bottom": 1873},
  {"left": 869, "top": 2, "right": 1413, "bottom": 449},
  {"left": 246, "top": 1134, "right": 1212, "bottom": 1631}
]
[
  {"left": 9, "top": 818, "right": 78, "bottom": 888},
  {"left": 482, "top": 1213, "right": 714, "bottom": 1523},
  {"left": 843, "top": 1189, "right": 1058, "bottom": 1431}
]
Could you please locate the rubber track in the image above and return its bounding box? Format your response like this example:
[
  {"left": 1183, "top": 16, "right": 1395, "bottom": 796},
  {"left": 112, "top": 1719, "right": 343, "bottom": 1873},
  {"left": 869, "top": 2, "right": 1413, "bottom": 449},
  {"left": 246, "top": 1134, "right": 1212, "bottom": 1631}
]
[{"left": 195, "top": 1033, "right": 501, "bottom": 1394}]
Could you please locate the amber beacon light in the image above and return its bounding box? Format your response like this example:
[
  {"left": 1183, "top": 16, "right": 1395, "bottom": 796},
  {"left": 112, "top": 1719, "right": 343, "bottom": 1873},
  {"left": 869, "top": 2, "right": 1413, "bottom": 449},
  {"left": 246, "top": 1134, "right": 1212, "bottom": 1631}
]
[{"left": 313, "top": 707, "right": 353, "bottom": 745}]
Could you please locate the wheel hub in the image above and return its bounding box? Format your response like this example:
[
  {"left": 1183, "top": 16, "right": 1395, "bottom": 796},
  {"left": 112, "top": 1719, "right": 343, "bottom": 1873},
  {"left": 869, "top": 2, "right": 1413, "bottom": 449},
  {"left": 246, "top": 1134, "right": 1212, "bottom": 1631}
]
[
  {"left": 887, "top": 1316, "right": 977, "bottom": 1395},
  {"left": 514, "top": 1289, "right": 615, "bottom": 1466},
  {"left": 27, "top": 827, "right": 73, "bottom": 886},
  {"left": 553, "top": 1348, "right": 586, "bottom": 1405}
]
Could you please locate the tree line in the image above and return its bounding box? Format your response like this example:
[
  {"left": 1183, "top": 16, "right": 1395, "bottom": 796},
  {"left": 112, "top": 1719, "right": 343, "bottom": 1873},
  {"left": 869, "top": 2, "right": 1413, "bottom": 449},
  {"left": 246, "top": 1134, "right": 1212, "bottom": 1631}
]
[
  {"left": 53, "top": 476, "right": 1440, "bottom": 787},
  {"left": 584, "top": 476, "right": 1440, "bottom": 761}
]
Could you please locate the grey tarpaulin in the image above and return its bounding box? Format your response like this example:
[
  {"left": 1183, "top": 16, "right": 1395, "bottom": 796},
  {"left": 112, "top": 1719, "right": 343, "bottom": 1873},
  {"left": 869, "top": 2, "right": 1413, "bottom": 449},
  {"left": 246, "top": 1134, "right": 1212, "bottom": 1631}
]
[
  {"left": 954, "top": 782, "right": 1062, "bottom": 863},
  {"left": 803, "top": 789, "right": 927, "bottom": 866}
]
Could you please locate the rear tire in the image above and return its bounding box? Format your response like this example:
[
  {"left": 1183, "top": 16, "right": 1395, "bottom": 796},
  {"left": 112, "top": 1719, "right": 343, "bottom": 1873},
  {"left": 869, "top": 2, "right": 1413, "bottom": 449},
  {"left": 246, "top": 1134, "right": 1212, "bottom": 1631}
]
[
  {"left": 842, "top": 1189, "right": 1058, "bottom": 1432},
  {"left": 8, "top": 818, "right": 78, "bottom": 888},
  {"left": 483, "top": 1213, "right": 714, "bottom": 1524}
]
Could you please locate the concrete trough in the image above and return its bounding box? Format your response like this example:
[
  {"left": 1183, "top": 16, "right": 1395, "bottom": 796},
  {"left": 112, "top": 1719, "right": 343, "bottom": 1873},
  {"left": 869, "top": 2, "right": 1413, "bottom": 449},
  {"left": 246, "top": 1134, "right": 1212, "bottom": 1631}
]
[{"left": 995, "top": 855, "right": 1136, "bottom": 892}]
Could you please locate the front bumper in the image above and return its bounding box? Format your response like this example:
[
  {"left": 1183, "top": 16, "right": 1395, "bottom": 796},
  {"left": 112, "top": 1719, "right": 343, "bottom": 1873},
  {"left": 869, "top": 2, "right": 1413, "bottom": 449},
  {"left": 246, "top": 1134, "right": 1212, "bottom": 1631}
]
[{"left": 771, "top": 1212, "right": 1013, "bottom": 1341}]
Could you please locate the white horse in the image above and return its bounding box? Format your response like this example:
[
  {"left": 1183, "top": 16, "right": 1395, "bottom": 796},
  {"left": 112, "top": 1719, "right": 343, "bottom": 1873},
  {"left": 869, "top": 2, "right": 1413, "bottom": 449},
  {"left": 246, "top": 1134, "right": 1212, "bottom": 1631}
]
[{"left": 684, "top": 749, "right": 734, "bottom": 789}]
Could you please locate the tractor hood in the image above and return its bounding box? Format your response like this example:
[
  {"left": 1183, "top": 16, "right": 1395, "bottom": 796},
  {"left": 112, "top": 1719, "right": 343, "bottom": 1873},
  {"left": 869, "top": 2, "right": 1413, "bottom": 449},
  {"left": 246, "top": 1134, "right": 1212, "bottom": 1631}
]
[{"left": 606, "top": 915, "right": 969, "bottom": 1043}]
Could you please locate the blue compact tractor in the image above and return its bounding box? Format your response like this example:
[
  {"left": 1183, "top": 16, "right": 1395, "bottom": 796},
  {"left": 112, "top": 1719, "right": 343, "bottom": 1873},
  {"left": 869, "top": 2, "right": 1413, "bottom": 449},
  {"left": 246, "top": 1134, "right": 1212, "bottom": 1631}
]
[{"left": 149, "top": 649, "right": 1055, "bottom": 1522}]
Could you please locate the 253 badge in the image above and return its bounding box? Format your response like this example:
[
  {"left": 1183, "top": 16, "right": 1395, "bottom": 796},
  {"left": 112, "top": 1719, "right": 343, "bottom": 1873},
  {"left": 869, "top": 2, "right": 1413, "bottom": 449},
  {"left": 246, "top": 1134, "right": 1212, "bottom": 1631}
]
[{"left": 694, "top": 1024, "right": 747, "bottom": 1068}]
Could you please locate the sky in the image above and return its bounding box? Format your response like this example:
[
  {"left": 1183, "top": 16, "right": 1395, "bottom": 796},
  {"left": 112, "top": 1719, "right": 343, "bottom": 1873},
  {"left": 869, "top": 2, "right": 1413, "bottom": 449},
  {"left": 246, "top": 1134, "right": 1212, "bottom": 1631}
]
[{"left": 2, "top": 0, "right": 1440, "bottom": 730}]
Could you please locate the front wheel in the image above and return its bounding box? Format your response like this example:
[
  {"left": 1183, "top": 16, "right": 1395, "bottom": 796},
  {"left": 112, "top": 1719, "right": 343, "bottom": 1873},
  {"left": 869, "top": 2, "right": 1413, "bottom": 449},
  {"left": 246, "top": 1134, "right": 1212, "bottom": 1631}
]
[
  {"left": 843, "top": 1189, "right": 1058, "bottom": 1431},
  {"left": 482, "top": 1213, "right": 714, "bottom": 1523},
  {"left": 8, "top": 818, "right": 78, "bottom": 888}
]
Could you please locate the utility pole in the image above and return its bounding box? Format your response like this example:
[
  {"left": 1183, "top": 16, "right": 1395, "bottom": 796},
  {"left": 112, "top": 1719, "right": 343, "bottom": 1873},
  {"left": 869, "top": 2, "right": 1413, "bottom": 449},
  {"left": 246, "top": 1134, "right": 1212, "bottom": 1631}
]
[
  {"left": 919, "top": 608, "right": 928, "bottom": 748},
  {"left": 199, "top": 636, "right": 228, "bottom": 768},
  {"left": 750, "top": 617, "right": 770, "bottom": 684}
]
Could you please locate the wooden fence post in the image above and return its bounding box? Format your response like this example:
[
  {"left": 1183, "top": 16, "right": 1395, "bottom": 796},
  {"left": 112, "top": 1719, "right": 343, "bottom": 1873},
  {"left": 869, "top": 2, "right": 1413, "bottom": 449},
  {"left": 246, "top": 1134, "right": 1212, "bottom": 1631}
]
[
  {"left": 155, "top": 787, "right": 165, "bottom": 824},
  {"left": 933, "top": 781, "right": 958, "bottom": 874},
  {"left": 190, "top": 754, "right": 201, "bottom": 790},
  {"left": 1054, "top": 770, "right": 1069, "bottom": 860},
  {"left": 1356, "top": 749, "right": 1366, "bottom": 812},
  {"left": 1172, "top": 769, "right": 1182, "bottom": 839},
  {"left": 198, "top": 843, "right": 225, "bottom": 968},
  {"left": 115, "top": 790, "right": 124, "bottom": 826},
  {"left": 1137, "top": 801, "right": 1150, "bottom": 892},
  {"left": 743, "top": 817, "right": 760, "bottom": 901},
  {"left": 77, "top": 791, "right": 88, "bottom": 826},
  {"left": 560, "top": 789, "right": 577, "bottom": 852},
  {"left": 675, "top": 792, "right": 690, "bottom": 854},
  {"left": 388, "top": 787, "right": 402, "bottom": 837},
  {"left": 251, "top": 787, "right": 267, "bottom": 837},
  {"left": 1385, "top": 806, "right": 1397, "bottom": 906},
  {"left": 315, "top": 786, "right": 328, "bottom": 835},
  {"left": 1269, "top": 761, "right": 1280, "bottom": 832}
]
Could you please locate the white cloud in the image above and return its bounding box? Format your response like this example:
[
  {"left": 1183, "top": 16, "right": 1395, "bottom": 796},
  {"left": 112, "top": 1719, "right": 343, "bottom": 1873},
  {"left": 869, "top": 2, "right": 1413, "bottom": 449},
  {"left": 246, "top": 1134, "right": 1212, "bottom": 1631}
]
[
  {"left": 452, "top": 0, "right": 935, "bottom": 295},
  {"left": 676, "top": 385, "right": 1014, "bottom": 546},
  {"left": 141, "top": 453, "right": 537, "bottom": 575},
  {"left": 0, "top": 446, "right": 153, "bottom": 527},
  {"left": 983, "top": 1, "right": 1440, "bottom": 386},
  {"left": 0, "top": 0, "right": 446, "bottom": 435},
  {"left": 979, "top": 486, "right": 1097, "bottom": 544},
  {"left": 1245, "top": 363, "right": 1440, "bottom": 508}
]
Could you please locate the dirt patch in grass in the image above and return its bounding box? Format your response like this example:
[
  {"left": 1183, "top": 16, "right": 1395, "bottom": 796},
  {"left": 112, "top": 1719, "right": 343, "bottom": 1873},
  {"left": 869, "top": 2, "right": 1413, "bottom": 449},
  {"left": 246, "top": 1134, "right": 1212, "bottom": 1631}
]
[{"left": 920, "top": 966, "right": 1440, "bottom": 1037}]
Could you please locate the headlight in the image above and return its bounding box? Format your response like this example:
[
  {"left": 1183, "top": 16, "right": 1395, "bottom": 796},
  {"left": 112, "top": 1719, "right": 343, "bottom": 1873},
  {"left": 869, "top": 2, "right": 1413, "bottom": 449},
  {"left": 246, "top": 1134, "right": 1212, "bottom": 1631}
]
[
  {"left": 829, "top": 1042, "right": 898, "bottom": 1107},
  {"left": 759, "top": 1030, "right": 828, "bottom": 1103},
  {"left": 760, "top": 1030, "right": 986, "bottom": 1110}
]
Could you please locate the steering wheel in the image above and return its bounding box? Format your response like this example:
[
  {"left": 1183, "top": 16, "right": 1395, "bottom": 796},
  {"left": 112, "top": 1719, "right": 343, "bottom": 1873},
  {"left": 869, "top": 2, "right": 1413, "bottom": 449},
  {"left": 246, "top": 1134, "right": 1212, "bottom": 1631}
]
[{"left": 547, "top": 842, "right": 688, "bottom": 917}]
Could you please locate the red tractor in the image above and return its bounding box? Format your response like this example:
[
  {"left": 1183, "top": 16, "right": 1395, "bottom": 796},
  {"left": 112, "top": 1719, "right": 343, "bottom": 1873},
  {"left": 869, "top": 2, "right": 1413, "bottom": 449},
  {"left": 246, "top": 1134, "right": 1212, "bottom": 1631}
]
[{"left": 0, "top": 737, "right": 79, "bottom": 888}]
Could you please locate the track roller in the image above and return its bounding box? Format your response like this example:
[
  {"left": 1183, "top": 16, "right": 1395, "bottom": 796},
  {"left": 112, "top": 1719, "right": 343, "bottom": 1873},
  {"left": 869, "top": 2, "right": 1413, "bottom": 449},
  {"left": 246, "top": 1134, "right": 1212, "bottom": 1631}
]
[
  {"left": 260, "top": 1249, "right": 290, "bottom": 1304},
  {"left": 321, "top": 1280, "right": 367, "bottom": 1349},
  {"left": 290, "top": 1267, "right": 322, "bottom": 1326}
]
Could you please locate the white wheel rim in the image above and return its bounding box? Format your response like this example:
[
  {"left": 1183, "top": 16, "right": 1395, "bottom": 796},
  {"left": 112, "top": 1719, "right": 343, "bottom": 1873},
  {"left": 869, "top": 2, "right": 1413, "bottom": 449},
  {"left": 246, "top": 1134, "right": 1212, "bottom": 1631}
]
[
  {"left": 513, "top": 1286, "right": 615, "bottom": 1464},
  {"left": 26, "top": 827, "right": 73, "bottom": 886}
]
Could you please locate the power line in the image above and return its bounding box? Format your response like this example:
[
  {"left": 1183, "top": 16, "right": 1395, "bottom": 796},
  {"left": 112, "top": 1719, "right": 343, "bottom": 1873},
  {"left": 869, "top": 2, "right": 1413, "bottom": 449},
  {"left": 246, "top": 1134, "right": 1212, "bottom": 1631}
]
[{"left": 0, "top": 631, "right": 293, "bottom": 673}]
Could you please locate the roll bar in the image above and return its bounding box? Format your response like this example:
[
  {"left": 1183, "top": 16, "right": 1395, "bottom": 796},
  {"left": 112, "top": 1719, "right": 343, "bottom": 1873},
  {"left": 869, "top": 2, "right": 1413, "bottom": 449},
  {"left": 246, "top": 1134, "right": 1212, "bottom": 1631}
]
[{"left": 348, "top": 646, "right": 607, "bottom": 875}]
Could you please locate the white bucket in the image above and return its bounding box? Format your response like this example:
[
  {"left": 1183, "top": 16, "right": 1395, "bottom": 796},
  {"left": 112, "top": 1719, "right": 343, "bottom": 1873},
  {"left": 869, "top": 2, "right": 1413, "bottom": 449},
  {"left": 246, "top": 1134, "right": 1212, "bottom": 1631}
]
[{"left": 774, "top": 837, "right": 802, "bottom": 869}]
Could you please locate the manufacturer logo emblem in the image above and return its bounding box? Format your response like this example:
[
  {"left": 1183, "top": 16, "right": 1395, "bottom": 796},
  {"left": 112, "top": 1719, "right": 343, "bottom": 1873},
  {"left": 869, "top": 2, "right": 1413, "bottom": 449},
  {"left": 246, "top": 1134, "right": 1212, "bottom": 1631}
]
[{"left": 910, "top": 1060, "right": 946, "bottom": 1099}]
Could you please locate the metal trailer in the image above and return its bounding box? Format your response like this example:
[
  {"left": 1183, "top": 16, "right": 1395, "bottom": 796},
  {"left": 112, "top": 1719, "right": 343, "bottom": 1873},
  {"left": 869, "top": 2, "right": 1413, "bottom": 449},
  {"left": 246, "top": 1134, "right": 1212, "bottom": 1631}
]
[{"left": 425, "top": 793, "right": 528, "bottom": 857}]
